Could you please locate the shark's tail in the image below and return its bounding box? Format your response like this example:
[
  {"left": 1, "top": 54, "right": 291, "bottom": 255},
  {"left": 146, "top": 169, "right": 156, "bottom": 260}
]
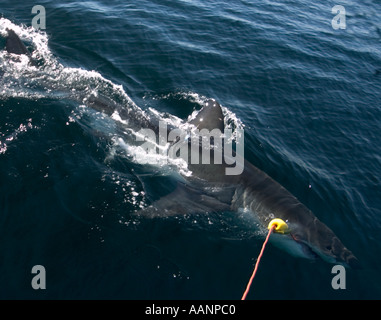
[
  {"left": 4, "top": 28, "right": 38, "bottom": 68},
  {"left": 5, "top": 29, "right": 30, "bottom": 55}
]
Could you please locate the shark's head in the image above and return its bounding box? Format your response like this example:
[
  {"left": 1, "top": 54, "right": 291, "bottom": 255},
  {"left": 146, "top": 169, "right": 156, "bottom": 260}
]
[{"left": 274, "top": 218, "right": 361, "bottom": 269}]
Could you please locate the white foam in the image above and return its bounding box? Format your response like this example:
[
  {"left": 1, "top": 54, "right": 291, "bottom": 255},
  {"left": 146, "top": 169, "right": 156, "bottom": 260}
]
[
  {"left": 0, "top": 118, "right": 37, "bottom": 155},
  {"left": 0, "top": 18, "right": 137, "bottom": 110},
  {"left": 0, "top": 18, "right": 245, "bottom": 180}
]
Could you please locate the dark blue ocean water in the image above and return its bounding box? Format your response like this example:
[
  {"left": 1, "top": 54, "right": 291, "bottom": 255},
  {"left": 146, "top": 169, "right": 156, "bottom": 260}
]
[{"left": 0, "top": 0, "right": 380, "bottom": 299}]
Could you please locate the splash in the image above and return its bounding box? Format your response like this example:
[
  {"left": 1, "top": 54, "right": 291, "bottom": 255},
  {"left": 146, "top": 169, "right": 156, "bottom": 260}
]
[
  {"left": 0, "top": 17, "right": 245, "bottom": 182},
  {"left": 0, "top": 18, "right": 136, "bottom": 108},
  {"left": 147, "top": 90, "right": 245, "bottom": 146},
  {"left": 0, "top": 118, "right": 36, "bottom": 154}
]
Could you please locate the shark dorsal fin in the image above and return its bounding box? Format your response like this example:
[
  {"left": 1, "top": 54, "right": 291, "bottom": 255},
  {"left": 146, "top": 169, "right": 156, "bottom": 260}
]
[{"left": 189, "top": 99, "right": 224, "bottom": 132}]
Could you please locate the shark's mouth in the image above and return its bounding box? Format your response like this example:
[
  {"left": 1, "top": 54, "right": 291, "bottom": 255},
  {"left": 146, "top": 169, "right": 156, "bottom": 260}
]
[
  {"left": 269, "top": 232, "right": 320, "bottom": 261},
  {"left": 289, "top": 233, "right": 320, "bottom": 260}
]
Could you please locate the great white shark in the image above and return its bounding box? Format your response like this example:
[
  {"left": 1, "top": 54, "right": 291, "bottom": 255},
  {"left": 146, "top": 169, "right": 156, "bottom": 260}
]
[{"left": 3, "top": 29, "right": 360, "bottom": 268}]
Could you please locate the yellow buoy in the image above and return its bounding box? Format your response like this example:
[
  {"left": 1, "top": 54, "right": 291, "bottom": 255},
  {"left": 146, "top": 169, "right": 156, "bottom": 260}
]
[{"left": 268, "top": 218, "right": 290, "bottom": 234}]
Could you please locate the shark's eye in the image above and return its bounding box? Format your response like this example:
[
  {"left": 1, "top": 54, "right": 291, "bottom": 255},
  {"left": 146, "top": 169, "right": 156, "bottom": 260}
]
[{"left": 326, "top": 245, "right": 332, "bottom": 251}]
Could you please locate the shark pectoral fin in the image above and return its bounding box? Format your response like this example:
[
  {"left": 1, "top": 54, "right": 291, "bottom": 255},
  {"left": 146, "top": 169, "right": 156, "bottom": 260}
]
[{"left": 135, "top": 183, "right": 231, "bottom": 218}]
